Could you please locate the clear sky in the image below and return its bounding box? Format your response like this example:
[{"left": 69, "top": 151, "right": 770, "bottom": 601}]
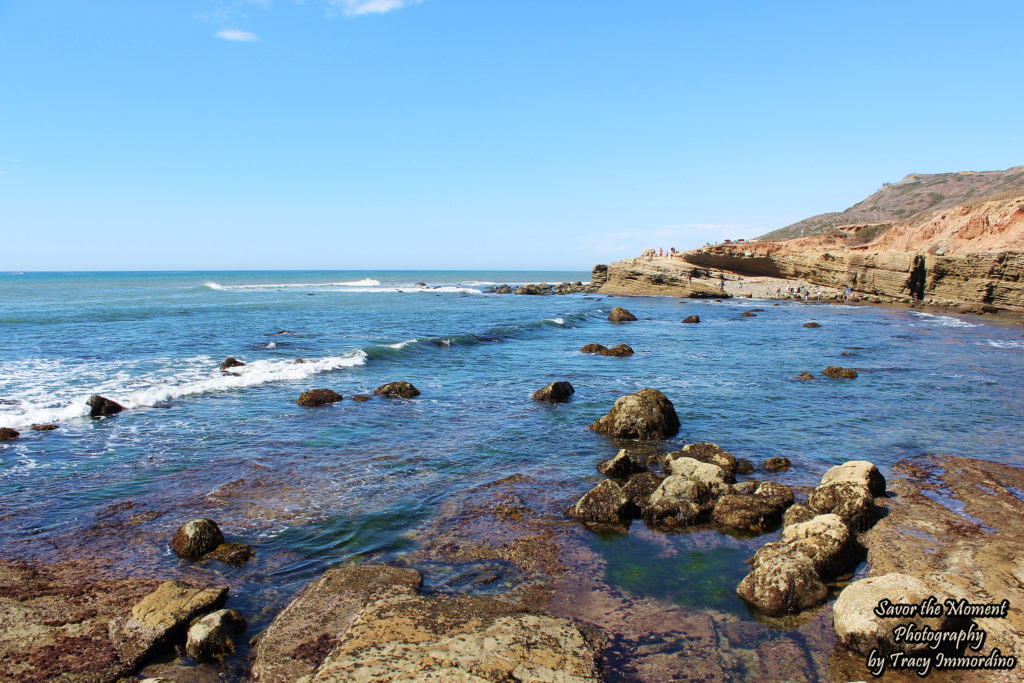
[{"left": 2, "top": 1, "right": 1022, "bottom": 271}]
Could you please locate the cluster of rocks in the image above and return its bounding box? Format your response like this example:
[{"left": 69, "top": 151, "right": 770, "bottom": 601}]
[
  {"left": 736, "top": 461, "right": 885, "bottom": 616},
  {"left": 580, "top": 342, "right": 634, "bottom": 357},
  {"left": 170, "top": 518, "right": 254, "bottom": 566},
  {"left": 296, "top": 381, "right": 420, "bottom": 406},
  {"left": 797, "top": 366, "right": 858, "bottom": 380},
  {"left": 484, "top": 281, "right": 597, "bottom": 295}
]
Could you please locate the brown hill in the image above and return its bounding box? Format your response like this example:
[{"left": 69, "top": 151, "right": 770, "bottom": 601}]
[{"left": 759, "top": 165, "right": 1024, "bottom": 241}]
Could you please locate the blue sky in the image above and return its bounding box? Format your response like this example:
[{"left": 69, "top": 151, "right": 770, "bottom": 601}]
[{"left": 2, "top": 1, "right": 1022, "bottom": 270}]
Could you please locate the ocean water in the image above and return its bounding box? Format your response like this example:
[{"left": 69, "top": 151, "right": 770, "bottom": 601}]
[{"left": 3, "top": 270, "right": 1024, "bottom": 673}]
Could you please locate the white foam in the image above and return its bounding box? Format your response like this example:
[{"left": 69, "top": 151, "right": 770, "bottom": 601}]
[
  {"left": 205, "top": 279, "right": 382, "bottom": 290},
  {"left": 545, "top": 317, "right": 566, "bottom": 325},
  {"left": 203, "top": 281, "right": 225, "bottom": 290},
  {"left": 383, "top": 339, "right": 418, "bottom": 349},
  {"left": 266, "top": 341, "right": 277, "bottom": 349},
  {"left": 0, "top": 351, "right": 367, "bottom": 429},
  {"left": 910, "top": 312, "right": 980, "bottom": 328},
  {"left": 986, "top": 339, "right": 1024, "bottom": 349}
]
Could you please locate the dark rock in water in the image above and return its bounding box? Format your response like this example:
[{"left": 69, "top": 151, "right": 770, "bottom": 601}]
[
  {"left": 30, "top": 424, "right": 58, "bottom": 431},
  {"left": 754, "top": 481, "right": 794, "bottom": 508},
  {"left": 580, "top": 343, "right": 608, "bottom": 354},
  {"left": 350, "top": 395, "right": 372, "bottom": 402},
  {"left": 733, "top": 480, "right": 760, "bottom": 495},
  {"left": 712, "top": 494, "right": 783, "bottom": 532},
  {"left": 666, "top": 442, "right": 737, "bottom": 474},
  {"left": 590, "top": 388, "right": 680, "bottom": 440},
  {"left": 681, "top": 315, "right": 700, "bottom": 323},
  {"left": 763, "top": 456, "right": 791, "bottom": 472},
  {"left": 735, "top": 458, "right": 755, "bottom": 474},
  {"left": 821, "top": 460, "right": 886, "bottom": 497},
  {"left": 294, "top": 358, "right": 307, "bottom": 364},
  {"left": 186, "top": 608, "right": 247, "bottom": 663},
  {"left": 515, "top": 283, "right": 551, "bottom": 295},
  {"left": 297, "top": 389, "right": 343, "bottom": 407},
  {"left": 486, "top": 284, "right": 514, "bottom": 294},
  {"left": 596, "top": 449, "right": 647, "bottom": 478},
  {"left": 643, "top": 476, "right": 714, "bottom": 528},
  {"left": 219, "top": 357, "right": 245, "bottom": 371},
  {"left": 803, "top": 322, "right": 821, "bottom": 328},
  {"left": 741, "top": 311, "right": 757, "bottom": 317},
  {"left": 568, "top": 479, "right": 632, "bottom": 524},
  {"left": 749, "top": 308, "right": 765, "bottom": 312},
  {"left": 608, "top": 306, "right": 637, "bottom": 322},
  {"left": 621, "top": 471, "right": 664, "bottom": 508},
  {"left": 806, "top": 481, "right": 875, "bottom": 531},
  {"left": 270, "top": 330, "right": 292, "bottom": 335},
  {"left": 782, "top": 503, "right": 817, "bottom": 528},
  {"left": 375, "top": 381, "right": 420, "bottom": 398},
  {"left": 207, "top": 542, "right": 254, "bottom": 566},
  {"left": 0, "top": 427, "right": 19, "bottom": 441},
  {"left": 601, "top": 343, "right": 634, "bottom": 357},
  {"left": 171, "top": 519, "right": 225, "bottom": 561},
  {"left": 87, "top": 394, "right": 125, "bottom": 418},
  {"left": 796, "top": 371, "right": 817, "bottom": 380},
  {"left": 532, "top": 381, "right": 575, "bottom": 403},
  {"left": 414, "top": 282, "right": 427, "bottom": 287},
  {"left": 109, "top": 580, "right": 228, "bottom": 670},
  {"left": 841, "top": 351, "right": 855, "bottom": 356},
  {"left": 823, "top": 366, "right": 858, "bottom": 379}
]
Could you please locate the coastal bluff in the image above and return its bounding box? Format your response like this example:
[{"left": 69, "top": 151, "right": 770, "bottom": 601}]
[{"left": 592, "top": 194, "right": 1024, "bottom": 311}]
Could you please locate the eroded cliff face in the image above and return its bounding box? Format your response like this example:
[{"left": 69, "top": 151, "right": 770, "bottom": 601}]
[
  {"left": 594, "top": 258, "right": 723, "bottom": 298},
  {"left": 601, "top": 195, "right": 1024, "bottom": 310}
]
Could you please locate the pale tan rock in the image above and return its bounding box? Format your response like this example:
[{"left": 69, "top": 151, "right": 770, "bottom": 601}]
[
  {"left": 833, "top": 573, "right": 947, "bottom": 656},
  {"left": 821, "top": 460, "right": 886, "bottom": 496}
]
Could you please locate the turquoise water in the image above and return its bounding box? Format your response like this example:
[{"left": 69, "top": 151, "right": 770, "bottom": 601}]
[{"left": 2, "top": 270, "right": 1024, "bottom": 668}]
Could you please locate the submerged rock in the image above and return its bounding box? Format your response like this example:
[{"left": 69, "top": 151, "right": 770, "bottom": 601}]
[
  {"left": 350, "top": 395, "right": 372, "bottom": 402},
  {"left": 29, "top": 423, "right": 58, "bottom": 431},
  {"left": 823, "top": 366, "right": 858, "bottom": 379},
  {"left": 170, "top": 519, "right": 225, "bottom": 561},
  {"left": 532, "top": 381, "right": 575, "bottom": 403},
  {"left": 374, "top": 381, "right": 420, "bottom": 398},
  {"left": 185, "top": 609, "right": 247, "bottom": 663},
  {"left": 87, "top": 394, "right": 125, "bottom": 418},
  {"left": 681, "top": 315, "right": 700, "bottom": 323},
  {"left": 741, "top": 311, "right": 757, "bottom": 317},
  {"left": 833, "top": 574, "right": 947, "bottom": 657},
  {"left": 0, "top": 427, "right": 19, "bottom": 441},
  {"left": 596, "top": 449, "right": 647, "bottom": 478},
  {"left": 762, "top": 456, "right": 791, "bottom": 473},
  {"left": 207, "top": 542, "right": 254, "bottom": 566},
  {"left": 590, "top": 388, "right": 680, "bottom": 440},
  {"left": 608, "top": 306, "right": 637, "bottom": 322},
  {"left": 568, "top": 480, "right": 632, "bottom": 524},
  {"left": 796, "top": 371, "right": 817, "bottom": 380},
  {"left": 735, "top": 458, "right": 755, "bottom": 474},
  {"left": 296, "top": 389, "right": 343, "bottom": 407},
  {"left": 219, "top": 357, "right": 245, "bottom": 371},
  {"left": 803, "top": 322, "right": 821, "bottom": 328}
]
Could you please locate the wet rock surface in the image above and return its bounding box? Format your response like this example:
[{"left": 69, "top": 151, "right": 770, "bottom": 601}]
[
  {"left": 374, "top": 381, "right": 421, "bottom": 398},
  {"left": 295, "top": 388, "right": 343, "bottom": 406},
  {"left": 532, "top": 380, "right": 575, "bottom": 403},
  {"left": 568, "top": 479, "right": 632, "bottom": 525},
  {"left": 803, "top": 322, "right": 821, "bottom": 328},
  {"left": 681, "top": 314, "right": 700, "bottom": 323},
  {"left": 219, "top": 357, "right": 245, "bottom": 371},
  {"left": 762, "top": 456, "right": 791, "bottom": 472},
  {"left": 87, "top": 394, "right": 125, "bottom": 418},
  {"left": 0, "top": 427, "right": 19, "bottom": 441},
  {"left": 185, "top": 608, "right": 247, "bottom": 663},
  {"left": 590, "top": 388, "right": 680, "bottom": 440},
  {"left": 712, "top": 494, "right": 783, "bottom": 532},
  {"left": 170, "top": 518, "right": 225, "bottom": 561},
  {"left": 833, "top": 573, "right": 947, "bottom": 657},
  {"left": 607, "top": 306, "right": 637, "bottom": 322},
  {"left": 29, "top": 423, "right": 59, "bottom": 431},
  {"left": 823, "top": 365, "right": 858, "bottom": 379},
  {"left": 601, "top": 343, "right": 635, "bottom": 357},
  {"left": 596, "top": 449, "right": 648, "bottom": 478}
]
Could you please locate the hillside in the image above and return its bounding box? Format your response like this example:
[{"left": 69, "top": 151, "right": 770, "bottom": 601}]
[{"left": 758, "top": 165, "right": 1024, "bottom": 241}]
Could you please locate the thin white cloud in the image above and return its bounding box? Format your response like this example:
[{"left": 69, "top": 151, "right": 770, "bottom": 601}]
[
  {"left": 327, "top": 0, "right": 421, "bottom": 16},
  {"left": 216, "top": 28, "right": 259, "bottom": 41}
]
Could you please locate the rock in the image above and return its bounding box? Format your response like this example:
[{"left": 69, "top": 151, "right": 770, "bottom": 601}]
[
  {"left": 735, "top": 458, "right": 755, "bottom": 474},
  {"left": 782, "top": 503, "right": 817, "bottom": 528},
  {"left": 170, "top": 519, "right": 225, "bottom": 561},
  {"left": 823, "top": 366, "right": 858, "bottom": 379},
  {"left": 350, "top": 395, "right": 372, "bottom": 402},
  {"left": 741, "top": 311, "right": 757, "bottom": 317},
  {"left": 532, "top": 381, "right": 575, "bottom": 403},
  {"left": 711, "top": 494, "right": 783, "bottom": 532},
  {"left": 762, "top": 456, "right": 791, "bottom": 472},
  {"left": 251, "top": 564, "right": 423, "bottom": 682},
  {"left": 608, "top": 306, "right": 637, "bottom": 322},
  {"left": 796, "top": 371, "right": 817, "bottom": 380},
  {"left": 833, "top": 574, "right": 947, "bottom": 656},
  {"left": 219, "top": 357, "right": 245, "bottom": 371},
  {"left": 29, "top": 424, "right": 58, "bottom": 431},
  {"left": 732, "top": 480, "right": 759, "bottom": 495},
  {"left": 755, "top": 514, "right": 854, "bottom": 576},
  {"left": 488, "top": 284, "right": 514, "bottom": 294},
  {"left": 736, "top": 555, "right": 828, "bottom": 616},
  {"left": 0, "top": 427, "right": 19, "bottom": 441},
  {"left": 806, "top": 481, "right": 875, "bottom": 531},
  {"left": 620, "top": 471, "right": 665, "bottom": 508},
  {"left": 207, "top": 542, "right": 254, "bottom": 566},
  {"left": 601, "top": 343, "right": 634, "bottom": 357},
  {"left": 589, "top": 388, "right": 680, "bottom": 440},
  {"left": 803, "top": 322, "right": 821, "bottom": 328},
  {"left": 515, "top": 283, "right": 552, "bottom": 295},
  {"left": 681, "top": 315, "right": 700, "bottom": 323},
  {"left": 186, "top": 609, "right": 247, "bottom": 662},
  {"left": 666, "top": 456, "right": 735, "bottom": 493},
  {"left": 109, "top": 580, "right": 228, "bottom": 669},
  {"left": 667, "top": 442, "right": 737, "bottom": 473},
  {"left": 568, "top": 480, "right": 632, "bottom": 524},
  {"left": 414, "top": 282, "right": 427, "bottom": 287},
  {"left": 374, "top": 381, "right": 420, "bottom": 398},
  {"left": 821, "top": 460, "right": 886, "bottom": 496},
  {"left": 754, "top": 481, "right": 794, "bottom": 508},
  {"left": 644, "top": 476, "right": 713, "bottom": 527},
  {"left": 294, "top": 358, "right": 307, "bottom": 364},
  {"left": 87, "top": 394, "right": 125, "bottom": 418},
  {"left": 580, "top": 343, "right": 608, "bottom": 354},
  {"left": 596, "top": 449, "right": 647, "bottom": 478},
  {"left": 296, "top": 389, "right": 343, "bottom": 407}
]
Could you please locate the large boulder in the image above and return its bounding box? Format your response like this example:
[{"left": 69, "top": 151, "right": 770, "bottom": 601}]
[
  {"left": 296, "top": 389, "right": 343, "bottom": 407},
  {"left": 803, "top": 322, "right": 821, "bottom": 328},
  {"left": 667, "top": 442, "right": 737, "bottom": 474},
  {"left": 186, "top": 609, "right": 247, "bottom": 663},
  {"left": 596, "top": 449, "right": 647, "bottom": 478},
  {"left": 833, "top": 574, "right": 948, "bottom": 657},
  {"left": 823, "top": 366, "right": 858, "bottom": 379},
  {"left": 796, "top": 371, "right": 817, "bottom": 380},
  {"left": 762, "top": 456, "right": 791, "bottom": 472},
  {"left": 87, "top": 394, "right": 125, "bottom": 418},
  {"left": 590, "top": 388, "right": 680, "bottom": 440},
  {"left": 219, "top": 357, "right": 245, "bottom": 371},
  {"left": 515, "top": 283, "right": 551, "bottom": 295},
  {"left": 207, "top": 542, "right": 254, "bottom": 566},
  {"left": 374, "top": 381, "right": 420, "bottom": 398},
  {"left": 580, "top": 343, "right": 608, "bottom": 354},
  {"left": 532, "top": 381, "right": 575, "bottom": 403},
  {"left": 0, "top": 428, "right": 19, "bottom": 441},
  {"left": 608, "top": 307, "right": 637, "bottom": 322},
  {"left": 601, "top": 343, "right": 634, "bottom": 357},
  {"left": 567, "top": 480, "right": 632, "bottom": 524},
  {"left": 643, "top": 476, "right": 713, "bottom": 527},
  {"left": 620, "top": 471, "right": 665, "bottom": 508},
  {"left": 736, "top": 556, "right": 828, "bottom": 616},
  {"left": 170, "top": 519, "right": 225, "bottom": 561},
  {"left": 821, "top": 460, "right": 886, "bottom": 497},
  {"left": 753, "top": 514, "right": 854, "bottom": 576},
  {"left": 666, "top": 456, "right": 735, "bottom": 493},
  {"left": 782, "top": 503, "right": 817, "bottom": 528},
  {"left": 754, "top": 481, "right": 794, "bottom": 508},
  {"left": 711, "top": 494, "right": 783, "bottom": 532},
  {"left": 806, "top": 481, "right": 875, "bottom": 531},
  {"left": 681, "top": 315, "right": 700, "bottom": 324}
]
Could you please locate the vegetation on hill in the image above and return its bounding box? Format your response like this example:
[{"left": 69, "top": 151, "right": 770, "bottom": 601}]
[{"left": 758, "top": 165, "right": 1024, "bottom": 241}]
